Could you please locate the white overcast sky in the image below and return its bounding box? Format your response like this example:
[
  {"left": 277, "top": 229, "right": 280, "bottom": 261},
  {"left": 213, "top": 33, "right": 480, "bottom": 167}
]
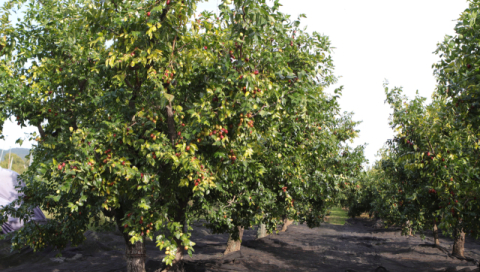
[{"left": 1, "top": 0, "right": 469, "bottom": 165}]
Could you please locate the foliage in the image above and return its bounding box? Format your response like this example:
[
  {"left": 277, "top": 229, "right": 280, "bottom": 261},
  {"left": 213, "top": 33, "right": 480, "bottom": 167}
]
[
  {"left": 0, "top": 0, "right": 365, "bottom": 269},
  {"left": 348, "top": 84, "right": 480, "bottom": 240}
]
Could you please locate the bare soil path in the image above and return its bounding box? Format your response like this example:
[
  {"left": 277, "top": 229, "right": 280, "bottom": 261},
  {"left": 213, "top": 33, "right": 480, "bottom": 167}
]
[{"left": 1, "top": 218, "right": 480, "bottom": 272}]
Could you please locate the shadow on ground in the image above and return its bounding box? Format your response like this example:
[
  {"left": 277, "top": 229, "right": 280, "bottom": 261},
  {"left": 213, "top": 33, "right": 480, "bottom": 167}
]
[{"left": 1, "top": 218, "right": 480, "bottom": 272}]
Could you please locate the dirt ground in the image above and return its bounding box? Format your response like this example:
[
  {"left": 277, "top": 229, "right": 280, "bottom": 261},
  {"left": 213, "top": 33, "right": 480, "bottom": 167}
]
[{"left": 1, "top": 218, "right": 480, "bottom": 272}]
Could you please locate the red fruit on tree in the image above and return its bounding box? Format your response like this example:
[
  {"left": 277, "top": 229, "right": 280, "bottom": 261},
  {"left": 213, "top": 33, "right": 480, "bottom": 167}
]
[
  {"left": 254, "top": 70, "right": 259, "bottom": 75},
  {"left": 147, "top": 11, "right": 151, "bottom": 16},
  {"left": 204, "top": 46, "right": 207, "bottom": 50}
]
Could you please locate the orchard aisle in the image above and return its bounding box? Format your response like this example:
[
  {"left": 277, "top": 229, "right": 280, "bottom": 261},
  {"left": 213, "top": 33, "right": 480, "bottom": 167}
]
[{"left": 1, "top": 218, "right": 479, "bottom": 272}]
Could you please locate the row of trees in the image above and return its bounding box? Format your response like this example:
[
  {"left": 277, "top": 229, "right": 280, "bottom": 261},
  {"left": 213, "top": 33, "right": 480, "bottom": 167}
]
[
  {"left": 347, "top": 0, "right": 480, "bottom": 261},
  {"left": 0, "top": 0, "right": 365, "bottom": 271}
]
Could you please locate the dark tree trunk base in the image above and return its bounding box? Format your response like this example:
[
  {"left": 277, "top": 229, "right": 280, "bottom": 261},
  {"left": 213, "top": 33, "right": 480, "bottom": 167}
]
[{"left": 125, "top": 240, "right": 146, "bottom": 272}]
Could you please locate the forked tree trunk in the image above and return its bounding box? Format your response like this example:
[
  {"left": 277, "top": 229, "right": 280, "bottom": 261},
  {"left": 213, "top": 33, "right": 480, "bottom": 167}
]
[
  {"left": 281, "top": 217, "right": 293, "bottom": 232},
  {"left": 256, "top": 223, "right": 267, "bottom": 239},
  {"left": 452, "top": 226, "right": 465, "bottom": 258},
  {"left": 224, "top": 226, "right": 244, "bottom": 255},
  {"left": 433, "top": 221, "right": 440, "bottom": 246}
]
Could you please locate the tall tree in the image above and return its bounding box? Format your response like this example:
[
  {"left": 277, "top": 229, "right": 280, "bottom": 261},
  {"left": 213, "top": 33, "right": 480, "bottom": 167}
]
[{"left": 0, "top": 0, "right": 364, "bottom": 271}]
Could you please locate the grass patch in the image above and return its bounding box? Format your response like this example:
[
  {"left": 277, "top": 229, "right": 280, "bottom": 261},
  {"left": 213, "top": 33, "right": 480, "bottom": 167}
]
[{"left": 325, "top": 207, "right": 348, "bottom": 225}]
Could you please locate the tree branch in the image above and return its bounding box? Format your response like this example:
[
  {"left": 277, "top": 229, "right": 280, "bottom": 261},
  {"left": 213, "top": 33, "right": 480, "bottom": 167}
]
[
  {"left": 166, "top": 101, "right": 177, "bottom": 147},
  {"left": 37, "top": 125, "right": 46, "bottom": 138}
]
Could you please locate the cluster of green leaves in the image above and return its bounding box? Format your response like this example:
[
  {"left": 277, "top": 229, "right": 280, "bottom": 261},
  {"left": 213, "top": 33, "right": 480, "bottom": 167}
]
[{"left": 0, "top": 0, "right": 365, "bottom": 268}]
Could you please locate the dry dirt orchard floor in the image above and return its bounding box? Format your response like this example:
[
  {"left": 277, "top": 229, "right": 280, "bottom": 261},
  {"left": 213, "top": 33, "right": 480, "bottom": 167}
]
[{"left": 1, "top": 218, "right": 480, "bottom": 272}]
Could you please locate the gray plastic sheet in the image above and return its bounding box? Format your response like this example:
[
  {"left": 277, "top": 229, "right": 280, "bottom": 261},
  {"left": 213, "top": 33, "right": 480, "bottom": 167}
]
[{"left": 0, "top": 169, "right": 46, "bottom": 234}]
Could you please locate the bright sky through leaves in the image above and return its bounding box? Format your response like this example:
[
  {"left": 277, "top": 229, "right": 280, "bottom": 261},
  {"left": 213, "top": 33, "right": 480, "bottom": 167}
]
[{"left": 1, "top": 0, "right": 469, "bottom": 165}]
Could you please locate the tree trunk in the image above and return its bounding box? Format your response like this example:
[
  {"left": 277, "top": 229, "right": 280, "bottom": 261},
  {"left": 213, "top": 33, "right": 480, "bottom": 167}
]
[
  {"left": 433, "top": 220, "right": 440, "bottom": 246},
  {"left": 163, "top": 200, "right": 188, "bottom": 272},
  {"left": 125, "top": 238, "right": 146, "bottom": 272},
  {"left": 406, "top": 220, "right": 413, "bottom": 236},
  {"left": 114, "top": 206, "right": 146, "bottom": 272},
  {"left": 256, "top": 223, "right": 267, "bottom": 239},
  {"left": 281, "top": 217, "right": 293, "bottom": 232},
  {"left": 452, "top": 226, "right": 465, "bottom": 258},
  {"left": 224, "top": 226, "right": 244, "bottom": 255}
]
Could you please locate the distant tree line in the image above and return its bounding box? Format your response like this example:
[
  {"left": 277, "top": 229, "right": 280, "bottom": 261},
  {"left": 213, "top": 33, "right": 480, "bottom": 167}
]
[{"left": 0, "top": 153, "right": 28, "bottom": 174}]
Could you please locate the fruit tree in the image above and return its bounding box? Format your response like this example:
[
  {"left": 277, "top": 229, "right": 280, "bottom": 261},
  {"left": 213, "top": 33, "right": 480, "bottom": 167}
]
[{"left": 0, "top": 0, "right": 365, "bottom": 271}]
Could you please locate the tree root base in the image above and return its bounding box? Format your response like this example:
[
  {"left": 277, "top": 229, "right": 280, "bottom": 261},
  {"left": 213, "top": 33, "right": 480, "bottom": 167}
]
[{"left": 420, "top": 243, "right": 479, "bottom": 266}]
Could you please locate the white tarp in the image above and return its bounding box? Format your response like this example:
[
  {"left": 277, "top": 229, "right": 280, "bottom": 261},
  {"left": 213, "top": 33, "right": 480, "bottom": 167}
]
[{"left": 0, "top": 168, "right": 46, "bottom": 234}]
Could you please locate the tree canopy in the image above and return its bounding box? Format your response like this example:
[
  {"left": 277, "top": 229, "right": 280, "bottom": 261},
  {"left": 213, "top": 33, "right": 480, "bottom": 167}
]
[{"left": 0, "top": 0, "right": 366, "bottom": 271}]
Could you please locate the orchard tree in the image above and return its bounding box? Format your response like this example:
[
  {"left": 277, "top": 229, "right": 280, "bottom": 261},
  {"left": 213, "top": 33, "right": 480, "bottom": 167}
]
[
  {"left": 185, "top": 8, "right": 366, "bottom": 253},
  {"left": 0, "top": 0, "right": 359, "bottom": 271},
  {"left": 433, "top": 0, "right": 480, "bottom": 258},
  {"left": 351, "top": 85, "right": 480, "bottom": 260},
  {"left": 204, "top": 88, "right": 366, "bottom": 253}
]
